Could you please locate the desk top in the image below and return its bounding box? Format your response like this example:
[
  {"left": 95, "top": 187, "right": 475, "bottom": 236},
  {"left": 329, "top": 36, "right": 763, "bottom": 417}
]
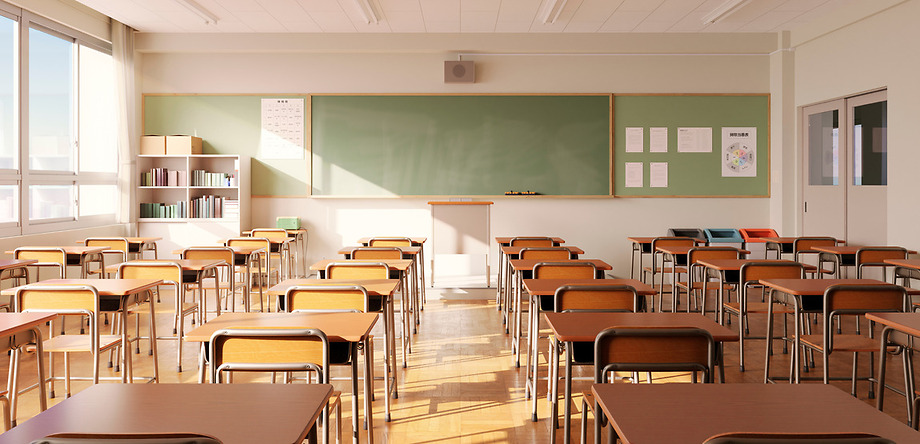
[
  {"left": 428, "top": 201, "right": 493, "bottom": 205},
  {"left": 509, "top": 258, "right": 612, "bottom": 272},
  {"left": 760, "top": 278, "right": 889, "bottom": 296},
  {"left": 697, "top": 259, "right": 798, "bottom": 271},
  {"left": 184, "top": 312, "right": 378, "bottom": 343},
  {"left": 866, "top": 312, "right": 920, "bottom": 337},
  {"left": 77, "top": 237, "right": 161, "bottom": 244},
  {"left": 267, "top": 278, "right": 400, "bottom": 296},
  {"left": 761, "top": 236, "right": 844, "bottom": 245},
  {"left": 0, "top": 312, "right": 56, "bottom": 337},
  {"left": 656, "top": 246, "right": 750, "bottom": 256},
  {"left": 0, "top": 383, "right": 331, "bottom": 444},
  {"left": 543, "top": 312, "right": 737, "bottom": 343},
  {"left": 174, "top": 245, "right": 265, "bottom": 256},
  {"left": 0, "top": 259, "right": 37, "bottom": 270},
  {"left": 310, "top": 258, "right": 412, "bottom": 272},
  {"left": 6, "top": 246, "right": 108, "bottom": 256},
  {"left": 813, "top": 245, "right": 917, "bottom": 255},
  {"left": 495, "top": 237, "right": 564, "bottom": 245},
  {"left": 104, "top": 259, "right": 223, "bottom": 274},
  {"left": 2, "top": 279, "right": 163, "bottom": 297},
  {"left": 523, "top": 279, "right": 656, "bottom": 296},
  {"left": 592, "top": 383, "right": 920, "bottom": 444},
  {"left": 500, "top": 245, "right": 584, "bottom": 256},
  {"left": 884, "top": 258, "right": 920, "bottom": 270}
]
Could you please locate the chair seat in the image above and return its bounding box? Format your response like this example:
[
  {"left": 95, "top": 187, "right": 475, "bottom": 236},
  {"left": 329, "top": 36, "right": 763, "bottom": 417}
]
[
  {"left": 800, "top": 334, "right": 884, "bottom": 353},
  {"left": 722, "top": 302, "right": 794, "bottom": 315},
  {"left": 802, "top": 264, "right": 834, "bottom": 275},
  {"left": 131, "top": 302, "right": 198, "bottom": 315},
  {"left": 676, "top": 281, "right": 734, "bottom": 291},
  {"left": 44, "top": 334, "right": 122, "bottom": 353},
  {"left": 642, "top": 266, "right": 688, "bottom": 274}
]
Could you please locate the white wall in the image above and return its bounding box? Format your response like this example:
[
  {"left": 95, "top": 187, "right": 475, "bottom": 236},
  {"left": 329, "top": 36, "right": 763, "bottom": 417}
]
[
  {"left": 137, "top": 33, "right": 775, "bottom": 280},
  {"left": 791, "top": 0, "right": 920, "bottom": 249}
]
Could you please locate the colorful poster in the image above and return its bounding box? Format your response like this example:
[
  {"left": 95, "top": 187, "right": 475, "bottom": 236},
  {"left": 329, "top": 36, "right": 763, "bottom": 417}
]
[{"left": 721, "top": 127, "right": 756, "bottom": 177}]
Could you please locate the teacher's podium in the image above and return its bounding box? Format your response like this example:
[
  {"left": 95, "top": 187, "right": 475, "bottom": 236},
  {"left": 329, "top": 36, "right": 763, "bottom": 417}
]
[{"left": 429, "top": 201, "right": 493, "bottom": 287}]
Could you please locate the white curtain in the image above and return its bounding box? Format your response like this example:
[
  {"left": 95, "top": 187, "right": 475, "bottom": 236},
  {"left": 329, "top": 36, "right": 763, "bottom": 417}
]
[{"left": 112, "top": 21, "right": 137, "bottom": 228}]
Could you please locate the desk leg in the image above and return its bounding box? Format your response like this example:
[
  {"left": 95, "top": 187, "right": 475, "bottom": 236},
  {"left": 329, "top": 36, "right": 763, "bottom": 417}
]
[
  {"left": 350, "top": 343, "right": 360, "bottom": 444},
  {"left": 877, "top": 326, "right": 892, "bottom": 411},
  {"left": 549, "top": 338, "right": 560, "bottom": 444},
  {"left": 363, "top": 338, "right": 375, "bottom": 444},
  {"left": 8, "top": 327, "right": 48, "bottom": 427},
  {"left": 496, "top": 248, "right": 504, "bottom": 309},
  {"left": 563, "top": 341, "right": 572, "bottom": 444},
  {"left": 513, "top": 271, "right": 522, "bottom": 368},
  {"left": 148, "top": 290, "right": 159, "bottom": 382}
]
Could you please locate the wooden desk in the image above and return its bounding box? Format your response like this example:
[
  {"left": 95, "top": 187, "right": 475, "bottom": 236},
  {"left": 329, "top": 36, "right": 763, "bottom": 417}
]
[
  {"left": 80, "top": 237, "right": 161, "bottom": 259},
  {"left": 591, "top": 383, "right": 920, "bottom": 444},
  {"left": 6, "top": 246, "right": 109, "bottom": 279},
  {"left": 495, "top": 237, "right": 565, "bottom": 314},
  {"left": 1, "top": 312, "right": 55, "bottom": 426},
  {"left": 656, "top": 246, "right": 751, "bottom": 313},
  {"left": 105, "top": 258, "right": 222, "bottom": 317},
  {"left": 508, "top": 258, "right": 612, "bottom": 368},
  {"left": 499, "top": 245, "right": 584, "bottom": 329},
  {"left": 761, "top": 236, "right": 844, "bottom": 260},
  {"left": 185, "top": 312, "right": 377, "bottom": 444},
  {"left": 865, "top": 312, "right": 920, "bottom": 420},
  {"left": 696, "top": 259, "right": 798, "bottom": 324},
  {"left": 626, "top": 236, "right": 657, "bottom": 280},
  {"left": 521, "top": 278, "right": 655, "bottom": 423},
  {"left": 544, "top": 312, "right": 737, "bottom": 444},
  {"left": 267, "top": 278, "right": 401, "bottom": 421},
  {"left": 340, "top": 245, "right": 423, "bottom": 331},
  {"left": 357, "top": 237, "right": 428, "bottom": 314},
  {"left": 3, "top": 279, "right": 162, "bottom": 384},
  {"left": 179, "top": 245, "right": 266, "bottom": 313},
  {"left": 760, "top": 278, "right": 891, "bottom": 383},
  {"left": 246, "top": 228, "right": 309, "bottom": 278},
  {"left": 0, "top": 383, "right": 332, "bottom": 444},
  {"left": 0, "top": 259, "right": 37, "bottom": 290}
]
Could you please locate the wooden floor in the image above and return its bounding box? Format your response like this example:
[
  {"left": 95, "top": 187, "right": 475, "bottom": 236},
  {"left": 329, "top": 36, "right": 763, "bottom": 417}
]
[{"left": 0, "top": 285, "right": 915, "bottom": 443}]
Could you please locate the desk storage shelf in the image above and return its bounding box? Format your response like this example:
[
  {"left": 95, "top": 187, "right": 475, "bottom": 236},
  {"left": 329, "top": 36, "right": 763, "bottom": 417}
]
[{"left": 138, "top": 154, "right": 250, "bottom": 256}]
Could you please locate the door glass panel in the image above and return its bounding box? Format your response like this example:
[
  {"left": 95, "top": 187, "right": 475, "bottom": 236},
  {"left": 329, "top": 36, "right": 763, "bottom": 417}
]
[
  {"left": 807, "top": 110, "right": 839, "bottom": 185},
  {"left": 852, "top": 101, "right": 886, "bottom": 186}
]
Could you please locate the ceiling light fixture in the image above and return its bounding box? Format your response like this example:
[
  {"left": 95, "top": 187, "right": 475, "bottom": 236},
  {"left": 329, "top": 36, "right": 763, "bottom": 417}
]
[
  {"left": 701, "top": 0, "right": 752, "bottom": 25},
  {"left": 540, "top": 0, "right": 569, "bottom": 24},
  {"left": 176, "top": 0, "right": 219, "bottom": 24},
  {"left": 354, "top": 0, "right": 379, "bottom": 24}
]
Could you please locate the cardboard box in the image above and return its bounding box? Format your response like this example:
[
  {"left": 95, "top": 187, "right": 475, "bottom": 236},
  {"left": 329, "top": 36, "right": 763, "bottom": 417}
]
[
  {"left": 166, "top": 135, "right": 203, "bottom": 155},
  {"left": 140, "top": 135, "right": 166, "bottom": 155}
]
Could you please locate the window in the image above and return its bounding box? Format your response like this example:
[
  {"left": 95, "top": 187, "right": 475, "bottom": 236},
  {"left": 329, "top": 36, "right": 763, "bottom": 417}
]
[{"left": 0, "top": 4, "right": 118, "bottom": 236}]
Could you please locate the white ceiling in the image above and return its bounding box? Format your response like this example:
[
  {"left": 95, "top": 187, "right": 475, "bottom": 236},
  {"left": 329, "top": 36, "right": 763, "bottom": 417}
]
[{"left": 71, "top": 0, "right": 856, "bottom": 34}]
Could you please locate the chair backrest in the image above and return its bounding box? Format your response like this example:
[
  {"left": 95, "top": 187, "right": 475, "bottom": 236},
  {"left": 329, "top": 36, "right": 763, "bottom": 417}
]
[
  {"left": 284, "top": 285, "right": 369, "bottom": 313},
  {"left": 15, "top": 285, "right": 100, "bottom": 316},
  {"left": 702, "top": 432, "right": 895, "bottom": 444},
  {"left": 688, "top": 247, "right": 743, "bottom": 264},
  {"left": 554, "top": 285, "right": 639, "bottom": 313},
  {"left": 856, "top": 247, "right": 908, "bottom": 276},
  {"left": 594, "top": 326, "right": 714, "bottom": 383},
  {"left": 33, "top": 433, "right": 223, "bottom": 444},
  {"left": 793, "top": 237, "right": 837, "bottom": 257},
  {"left": 739, "top": 261, "right": 806, "bottom": 284},
  {"left": 368, "top": 237, "right": 412, "bottom": 247},
  {"left": 519, "top": 247, "right": 572, "bottom": 260},
  {"left": 251, "top": 228, "right": 289, "bottom": 239},
  {"left": 117, "top": 261, "right": 183, "bottom": 292},
  {"left": 532, "top": 261, "right": 597, "bottom": 279},
  {"left": 351, "top": 247, "right": 403, "bottom": 260},
  {"left": 180, "top": 247, "right": 234, "bottom": 265},
  {"left": 739, "top": 228, "right": 779, "bottom": 242},
  {"left": 509, "top": 236, "right": 554, "bottom": 247},
  {"left": 13, "top": 247, "right": 67, "bottom": 277},
  {"left": 84, "top": 237, "right": 129, "bottom": 253},
  {"left": 823, "top": 284, "right": 907, "bottom": 316},
  {"left": 325, "top": 262, "right": 389, "bottom": 280},
  {"left": 209, "top": 327, "right": 329, "bottom": 384},
  {"left": 652, "top": 237, "right": 697, "bottom": 250},
  {"left": 226, "top": 237, "right": 271, "bottom": 250}
]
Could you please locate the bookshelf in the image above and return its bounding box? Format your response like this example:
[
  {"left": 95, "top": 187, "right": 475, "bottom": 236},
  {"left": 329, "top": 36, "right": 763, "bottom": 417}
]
[{"left": 137, "top": 154, "right": 251, "bottom": 256}]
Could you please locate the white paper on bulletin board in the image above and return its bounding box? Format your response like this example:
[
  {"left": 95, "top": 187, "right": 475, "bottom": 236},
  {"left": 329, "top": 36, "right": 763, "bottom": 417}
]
[
  {"left": 677, "top": 127, "right": 712, "bottom": 153},
  {"left": 261, "top": 98, "right": 304, "bottom": 159},
  {"left": 721, "top": 127, "right": 757, "bottom": 177},
  {"left": 624, "top": 162, "right": 643, "bottom": 188}
]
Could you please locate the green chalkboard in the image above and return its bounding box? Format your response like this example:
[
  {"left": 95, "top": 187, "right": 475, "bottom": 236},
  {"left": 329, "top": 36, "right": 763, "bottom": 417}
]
[
  {"left": 311, "top": 95, "right": 611, "bottom": 196},
  {"left": 143, "top": 95, "right": 309, "bottom": 196},
  {"left": 613, "top": 95, "right": 769, "bottom": 197}
]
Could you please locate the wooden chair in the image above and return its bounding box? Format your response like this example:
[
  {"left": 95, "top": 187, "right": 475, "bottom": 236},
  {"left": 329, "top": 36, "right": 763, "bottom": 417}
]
[
  {"left": 180, "top": 247, "right": 243, "bottom": 314},
  {"left": 721, "top": 261, "right": 805, "bottom": 372},
  {"left": 675, "top": 246, "right": 742, "bottom": 316},
  {"left": 13, "top": 247, "right": 66, "bottom": 283},
  {"left": 325, "top": 261, "right": 389, "bottom": 280},
  {"left": 509, "top": 236, "right": 554, "bottom": 247},
  {"left": 84, "top": 237, "right": 129, "bottom": 278},
  {"left": 856, "top": 246, "right": 908, "bottom": 280},
  {"left": 799, "top": 284, "right": 907, "bottom": 398},
  {"left": 209, "top": 327, "right": 340, "bottom": 444},
  {"left": 118, "top": 262, "right": 197, "bottom": 372},
  {"left": 368, "top": 237, "right": 412, "bottom": 247},
  {"left": 793, "top": 237, "right": 837, "bottom": 278},
  {"left": 251, "top": 228, "right": 290, "bottom": 280},
  {"left": 583, "top": 326, "right": 715, "bottom": 444},
  {"left": 554, "top": 284, "right": 639, "bottom": 314},
  {"left": 283, "top": 285, "right": 370, "bottom": 314},
  {"left": 703, "top": 433, "right": 895, "bottom": 444},
  {"left": 642, "top": 237, "right": 696, "bottom": 312},
  {"left": 14, "top": 285, "right": 125, "bottom": 399},
  {"left": 226, "top": 237, "right": 277, "bottom": 310},
  {"left": 352, "top": 246, "right": 402, "bottom": 262}
]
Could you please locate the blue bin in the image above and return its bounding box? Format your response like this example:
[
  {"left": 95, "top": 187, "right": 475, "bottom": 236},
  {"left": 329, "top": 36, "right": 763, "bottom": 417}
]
[{"left": 704, "top": 228, "right": 744, "bottom": 244}]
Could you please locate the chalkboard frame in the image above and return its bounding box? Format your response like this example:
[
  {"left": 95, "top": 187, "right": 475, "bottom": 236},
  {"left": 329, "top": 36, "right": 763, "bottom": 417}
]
[{"left": 308, "top": 93, "right": 615, "bottom": 198}]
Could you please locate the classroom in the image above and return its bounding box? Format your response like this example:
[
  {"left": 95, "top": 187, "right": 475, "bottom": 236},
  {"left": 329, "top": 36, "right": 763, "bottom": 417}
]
[{"left": 0, "top": 0, "right": 919, "bottom": 442}]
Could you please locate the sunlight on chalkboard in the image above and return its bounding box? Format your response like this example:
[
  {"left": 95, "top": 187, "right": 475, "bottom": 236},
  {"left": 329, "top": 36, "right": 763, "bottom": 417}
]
[
  {"left": 334, "top": 208, "right": 429, "bottom": 242},
  {"left": 314, "top": 159, "right": 398, "bottom": 196}
]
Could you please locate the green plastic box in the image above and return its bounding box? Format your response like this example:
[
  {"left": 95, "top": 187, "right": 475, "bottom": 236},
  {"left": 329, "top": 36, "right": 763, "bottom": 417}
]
[{"left": 276, "top": 216, "right": 301, "bottom": 230}]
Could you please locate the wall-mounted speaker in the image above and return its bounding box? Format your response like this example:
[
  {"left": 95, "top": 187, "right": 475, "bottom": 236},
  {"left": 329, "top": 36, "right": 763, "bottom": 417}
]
[{"left": 444, "top": 61, "right": 475, "bottom": 83}]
